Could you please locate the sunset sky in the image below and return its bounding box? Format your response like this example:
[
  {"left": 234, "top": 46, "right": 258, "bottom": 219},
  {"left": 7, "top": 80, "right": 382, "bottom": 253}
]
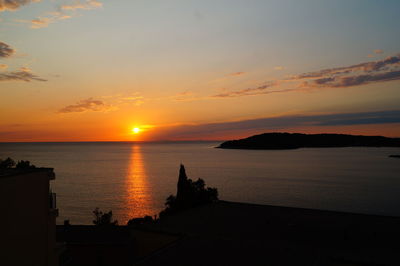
[{"left": 1, "top": 0, "right": 400, "bottom": 141}]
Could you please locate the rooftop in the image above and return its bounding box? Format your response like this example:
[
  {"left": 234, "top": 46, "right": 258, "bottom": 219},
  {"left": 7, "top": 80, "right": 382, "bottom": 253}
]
[
  {"left": 0, "top": 168, "right": 55, "bottom": 179},
  {"left": 137, "top": 201, "right": 400, "bottom": 266}
]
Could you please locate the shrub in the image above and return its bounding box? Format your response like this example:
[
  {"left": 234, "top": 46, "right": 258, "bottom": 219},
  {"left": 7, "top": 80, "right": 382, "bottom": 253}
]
[{"left": 92, "top": 208, "right": 118, "bottom": 226}]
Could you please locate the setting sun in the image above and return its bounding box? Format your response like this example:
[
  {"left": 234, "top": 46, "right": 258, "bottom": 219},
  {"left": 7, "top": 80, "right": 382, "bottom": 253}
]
[{"left": 132, "top": 127, "right": 141, "bottom": 134}]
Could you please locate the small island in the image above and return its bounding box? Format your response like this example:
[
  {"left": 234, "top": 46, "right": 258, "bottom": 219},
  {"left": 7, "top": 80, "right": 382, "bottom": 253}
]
[{"left": 217, "top": 132, "right": 400, "bottom": 150}]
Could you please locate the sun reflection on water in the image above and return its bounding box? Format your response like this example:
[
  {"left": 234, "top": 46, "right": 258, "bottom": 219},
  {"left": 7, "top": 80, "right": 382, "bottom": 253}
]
[{"left": 125, "top": 145, "right": 154, "bottom": 220}]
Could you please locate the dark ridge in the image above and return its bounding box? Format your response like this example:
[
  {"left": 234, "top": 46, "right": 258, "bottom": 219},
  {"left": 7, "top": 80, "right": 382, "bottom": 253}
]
[
  {"left": 216, "top": 132, "right": 400, "bottom": 150},
  {"left": 389, "top": 155, "right": 400, "bottom": 158}
]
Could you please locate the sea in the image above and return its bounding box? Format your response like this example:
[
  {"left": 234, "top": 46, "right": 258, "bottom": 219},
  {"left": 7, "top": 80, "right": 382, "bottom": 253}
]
[{"left": 1, "top": 142, "right": 400, "bottom": 224}]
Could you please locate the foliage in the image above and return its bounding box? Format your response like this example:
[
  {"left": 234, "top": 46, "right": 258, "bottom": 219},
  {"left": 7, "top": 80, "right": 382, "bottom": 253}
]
[
  {"left": 160, "top": 164, "right": 218, "bottom": 217},
  {"left": 16, "top": 160, "right": 36, "bottom": 169},
  {"left": 0, "top": 158, "right": 36, "bottom": 169},
  {"left": 92, "top": 207, "right": 118, "bottom": 226},
  {"left": 0, "top": 157, "right": 15, "bottom": 169}
]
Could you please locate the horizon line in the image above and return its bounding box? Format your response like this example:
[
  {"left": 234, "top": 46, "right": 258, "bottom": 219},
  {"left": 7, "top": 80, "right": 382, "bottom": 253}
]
[
  {"left": 0, "top": 140, "right": 224, "bottom": 144},
  {"left": 1, "top": 131, "right": 399, "bottom": 144}
]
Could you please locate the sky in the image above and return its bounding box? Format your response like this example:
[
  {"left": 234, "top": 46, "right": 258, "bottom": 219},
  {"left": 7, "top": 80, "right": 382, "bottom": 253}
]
[{"left": 1, "top": 0, "right": 400, "bottom": 141}]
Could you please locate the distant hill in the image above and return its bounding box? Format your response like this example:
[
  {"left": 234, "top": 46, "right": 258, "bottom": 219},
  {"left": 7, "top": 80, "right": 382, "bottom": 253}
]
[{"left": 216, "top": 133, "right": 400, "bottom": 150}]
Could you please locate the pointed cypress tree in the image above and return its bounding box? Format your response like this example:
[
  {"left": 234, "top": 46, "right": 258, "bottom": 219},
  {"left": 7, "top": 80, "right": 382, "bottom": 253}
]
[
  {"left": 160, "top": 164, "right": 219, "bottom": 218},
  {"left": 176, "top": 164, "right": 188, "bottom": 202}
]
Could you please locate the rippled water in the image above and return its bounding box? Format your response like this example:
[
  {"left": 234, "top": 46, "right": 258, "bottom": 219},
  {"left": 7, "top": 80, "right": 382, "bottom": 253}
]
[{"left": 1, "top": 142, "right": 400, "bottom": 224}]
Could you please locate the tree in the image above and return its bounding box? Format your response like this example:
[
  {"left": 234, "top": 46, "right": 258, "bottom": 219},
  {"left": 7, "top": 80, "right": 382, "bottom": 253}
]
[
  {"left": 92, "top": 208, "right": 118, "bottom": 226},
  {"left": 0, "top": 157, "right": 15, "bottom": 169},
  {"left": 16, "top": 160, "right": 36, "bottom": 169},
  {"left": 160, "top": 164, "right": 218, "bottom": 217}
]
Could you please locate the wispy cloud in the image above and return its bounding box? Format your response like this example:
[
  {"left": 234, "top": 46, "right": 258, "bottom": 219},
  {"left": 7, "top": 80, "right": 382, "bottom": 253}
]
[
  {"left": 293, "top": 54, "right": 400, "bottom": 80},
  {"left": 16, "top": 0, "right": 102, "bottom": 29},
  {"left": 374, "top": 49, "right": 384, "bottom": 54},
  {"left": 29, "top": 17, "right": 51, "bottom": 28},
  {"left": 210, "top": 71, "right": 247, "bottom": 84},
  {"left": 25, "top": 11, "right": 72, "bottom": 28},
  {"left": 0, "top": 42, "right": 45, "bottom": 82},
  {"left": 214, "top": 53, "right": 400, "bottom": 98},
  {"left": 172, "top": 91, "right": 198, "bottom": 101},
  {"left": 0, "top": 0, "right": 40, "bottom": 12},
  {"left": 298, "top": 54, "right": 400, "bottom": 88},
  {"left": 0, "top": 67, "right": 46, "bottom": 82},
  {"left": 58, "top": 98, "right": 114, "bottom": 113},
  {"left": 101, "top": 93, "right": 145, "bottom": 107},
  {"left": 302, "top": 70, "right": 400, "bottom": 88},
  {"left": 274, "top": 66, "right": 284, "bottom": 71},
  {"left": 212, "top": 82, "right": 282, "bottom": 98},
  {"left": 0, "top": 41, "right": 15, "bottom": 58},
  {"left": 228, "top": 71, "right": 245, "bottom": 77},
  {"left": 61, "top": 0, "right": 102, "bottom": 11}
]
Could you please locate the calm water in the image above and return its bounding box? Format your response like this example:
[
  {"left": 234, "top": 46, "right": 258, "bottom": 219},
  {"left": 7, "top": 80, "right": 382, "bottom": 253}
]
[{"left": 1, "top": 142, "right": 400, "bottom": 224}]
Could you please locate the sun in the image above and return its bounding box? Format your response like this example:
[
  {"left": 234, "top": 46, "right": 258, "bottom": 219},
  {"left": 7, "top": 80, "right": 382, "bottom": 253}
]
[{"left": 132, "top": 127, "right": 141, "bottom": 134}]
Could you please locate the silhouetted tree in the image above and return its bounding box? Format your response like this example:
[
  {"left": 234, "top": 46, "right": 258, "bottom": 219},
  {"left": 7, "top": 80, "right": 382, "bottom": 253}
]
[
  {"left": 16, "top": 160, "right": 36, "bottom": 169},
  {"left": 160, "top": 164, "right": 218, "bottom": 217},
  {"left": 165, "top": 195, "right": 177, "bottom": 208},
  {"left": 92, "top": 208, "right": 118, "bottom": 226},
  {"left": 0, "top": 157, "right": 15, "bottom": 169}
]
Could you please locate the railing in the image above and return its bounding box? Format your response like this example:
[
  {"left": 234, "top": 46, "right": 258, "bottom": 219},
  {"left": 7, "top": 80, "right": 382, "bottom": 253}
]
[{"left": 49, "top": 192, "right": 57, "bottom": 209}]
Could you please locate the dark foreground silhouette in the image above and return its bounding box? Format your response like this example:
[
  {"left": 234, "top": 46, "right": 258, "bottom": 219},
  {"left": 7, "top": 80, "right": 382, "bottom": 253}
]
[
  {"left": 0, "top": 157, "right": 36, "bottom": 170},
  {"left": 55, "top": 164, "right": 400, "bottom": 265},
  {"left": 159, "top": 164, "right": 218, "bottom": 218},
  {"left": 139, "top": 201, "right": 400, "bottom": 266},
  {"left": 92, "top": 207, "right": 118, "bottom": 226},
  {"left": 217, "top": 132, "right": 400, "bottom": 150}
]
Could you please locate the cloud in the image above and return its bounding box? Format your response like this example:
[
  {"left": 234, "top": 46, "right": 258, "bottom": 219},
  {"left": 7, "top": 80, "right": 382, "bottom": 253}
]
[
  {"left": 58, "top": 98, "right": 113, "bottom": 113},
  {"left": 0, "top": 41, "right": 15, "bottom": 58},
  {"left": 16, "top": 0, "right": 101, "bottom": 29},
  {"left": 368, "top": 49, "right": 384, "bottom": 58},
  {"left": 0, "top": 67, "right": 46, "bottom": 82},
  {"left": 0, "top": 43, "right": 45, "bottom": 82},
  {"left": 149, "top": 110, "right": 400, "bottom": 140},
  {"left": 212, "top": 82, "right": 284, "bottom": 98},
  {"left": 20, "top": 11, "right": 72, "bottom": 29},
  {"left": 119, "top": 95, "right": 144, "bottom": 106},
  {"left": 293, "top": 54, "right": 400, "bottom": 80},
  {"left": 61, "top": 0, "right": 102, "bottom": 10},
  {"left": 0, "top": 0, "right": 40, "bottom": 12},
  {"left": 228, "top": 72, "right": 245, "bottom": 77},
  {"left": 305, "top": 70, "right": 400, "bottom": 88},
  {"left": 274, "top": 66, "right": 284, "bottom": 71},
  {"left": 315, "top": 110, "right": 400, "bottom": 126},
  {"left": 30, "top": 17, "right": 51, "bottom": 28},
  {"left": 101, "top": 93, "right": 145, "bottom": 107},
  {"left": 214, "top": 53, "right": 400, "bottom": 98},
  {"left": 173, "top": 91, "right": 197, "bottom": 101},
  {"left": 299, "top": 54, "right": 400, "bottom": 88}
]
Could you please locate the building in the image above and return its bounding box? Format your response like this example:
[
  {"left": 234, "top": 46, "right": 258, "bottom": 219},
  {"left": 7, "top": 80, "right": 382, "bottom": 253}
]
[
  {"left": 57, "top": 225, "right": 134, "bottom": 266},
  {"left": 0, "top": 168, "right": 59, "bottom": 266}
]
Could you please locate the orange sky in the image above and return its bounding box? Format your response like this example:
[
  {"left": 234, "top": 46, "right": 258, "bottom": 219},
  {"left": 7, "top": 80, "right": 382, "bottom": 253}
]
[{"left": 1, "top": 1, "right": 400, "bottom": 142}]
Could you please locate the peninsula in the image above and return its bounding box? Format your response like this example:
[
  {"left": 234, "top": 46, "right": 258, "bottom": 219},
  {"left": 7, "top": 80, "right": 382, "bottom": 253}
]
[{"left": 217, "top": 133, "right": 400, "bottom": 150}]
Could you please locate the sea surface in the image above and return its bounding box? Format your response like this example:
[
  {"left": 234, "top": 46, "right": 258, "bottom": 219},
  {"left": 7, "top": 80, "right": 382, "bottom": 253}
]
[{"left": 1, "top": 142, "right": 400, "bottom": 224}]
